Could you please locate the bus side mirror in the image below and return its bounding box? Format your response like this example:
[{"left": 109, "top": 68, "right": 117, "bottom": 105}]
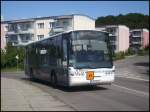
[
  {"left": 112, "top": 66, "right": 115, "bottom": 72},
  {"left": 62, "top": 61, "right": 67, "bottom": 67},
  {"left": 63, "top": 56, "right": 67, "bottom": 61}
]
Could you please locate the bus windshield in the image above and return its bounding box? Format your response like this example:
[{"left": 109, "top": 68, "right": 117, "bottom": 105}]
[{"left": 69, "top": 31, "right": 113, "bottom": 69}]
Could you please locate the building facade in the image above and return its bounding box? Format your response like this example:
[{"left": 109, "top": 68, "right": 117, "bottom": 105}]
[
  {"left": 1, "top": 23, "right": 7, "bottom": 50},
  {"left": 1, "top": 14, "right": 95, "bottom": 47},
  {"left": 96, "top": 25, "right": 129, "bottom": 53},
  {"left": 130, "top": 29, "right": 149, "bottom": 51}
]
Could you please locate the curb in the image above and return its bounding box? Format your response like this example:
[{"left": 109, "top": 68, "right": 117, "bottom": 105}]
[{"left": 1, "top": 71, "right": 24, "bottom": 74}]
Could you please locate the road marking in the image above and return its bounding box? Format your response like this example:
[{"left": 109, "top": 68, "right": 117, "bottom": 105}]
[
  {"left": 112, "top": 84, "right": 149, "bottom": 97},
  {"left": 115, "top": 75, "right": 149, "bottom": 82}
]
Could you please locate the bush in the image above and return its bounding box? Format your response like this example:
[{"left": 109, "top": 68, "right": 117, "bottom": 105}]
[
  {"left": 113, "top": 51, "right": 125, "bottom": 60},
  {"left": 125, "top": 48, "right": 135, "bottom": 56},
  {"left": 137, "top": 48, "right": 149, "bottom": 56},
  {"left": 144, "top": 45, "right": 149, "bottom": 50}
]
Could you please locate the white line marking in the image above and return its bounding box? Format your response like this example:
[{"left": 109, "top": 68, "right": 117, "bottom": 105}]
[
  {"left": 115, "top": 75, "right": 149, "bottom": 82},
  {"left": 112, "top": 84, "right": 149, "bottom": 97}
]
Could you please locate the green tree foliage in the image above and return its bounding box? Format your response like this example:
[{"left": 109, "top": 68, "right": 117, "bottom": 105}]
[
  {"left": 1, "top": 49, "right": 6, "bottom": 68},
  {"left": 96, "top": 13, "right": 149, "bottom": 30},
  {"left": 1, "top": 43, "right": 25, "bottom": 69}
]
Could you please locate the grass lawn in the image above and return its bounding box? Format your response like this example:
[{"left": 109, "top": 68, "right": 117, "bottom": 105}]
[{"left": 1, "top": 67, "right": 24, "bottom": 72}]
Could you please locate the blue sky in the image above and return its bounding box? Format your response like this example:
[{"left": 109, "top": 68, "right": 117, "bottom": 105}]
[{"left": 1, "top": 1, "right": 149, "bottom": 21}]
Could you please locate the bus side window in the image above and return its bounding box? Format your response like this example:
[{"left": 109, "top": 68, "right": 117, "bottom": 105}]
[
  {"left": 63, "top": 39, "right": 67, "bottom": 61},
  {"left": 56, "top": 36, "right": 62, "bottom": 66}
]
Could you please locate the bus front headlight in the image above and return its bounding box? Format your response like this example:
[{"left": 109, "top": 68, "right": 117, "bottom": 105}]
[
  {"left": 69, "top": 67, "right": 84, "bottom": 76},
  {"left": 68, "top": 67, "right": 75, "bottom": 76}
]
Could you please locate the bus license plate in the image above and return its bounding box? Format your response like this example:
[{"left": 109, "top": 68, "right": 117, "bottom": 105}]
[{"left": 86, "top": 71, "right": 94, "bottom": 80}]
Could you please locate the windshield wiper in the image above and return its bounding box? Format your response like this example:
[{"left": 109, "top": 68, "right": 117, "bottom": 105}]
[{"left": 76, "top": 65, "right": 97, "bottom": 69}]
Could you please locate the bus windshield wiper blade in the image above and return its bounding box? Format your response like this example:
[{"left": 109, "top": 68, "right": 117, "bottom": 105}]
[{"left": 76, "top": 66, "right": 96, "bottom": 69}]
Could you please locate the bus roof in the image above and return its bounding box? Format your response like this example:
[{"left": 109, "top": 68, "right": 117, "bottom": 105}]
[{"left": 24, "top": 29, "right": 108, "bottom": 46}]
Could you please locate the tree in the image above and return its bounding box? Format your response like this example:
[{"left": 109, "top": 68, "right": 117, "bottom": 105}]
[
  {"left": 96, "top": 13, "right": 149, "bottom": 30},
  {"left": 1, "top": 43, "right": 25, "bottom": 69}
]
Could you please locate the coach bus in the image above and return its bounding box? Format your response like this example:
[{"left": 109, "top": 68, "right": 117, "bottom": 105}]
[{"left": 24, "top": 30, "right": 115, "bottom": 87}]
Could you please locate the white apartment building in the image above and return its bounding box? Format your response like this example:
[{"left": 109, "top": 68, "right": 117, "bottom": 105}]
[
  {"left": 1, "top": 23, "right": 7, "bottom": 50},
  {"left": 96, "top": 25, "right": 129, "bottom": 53},
  {"left": 1, "top": 14, "right": 95, "bottom": 47}
]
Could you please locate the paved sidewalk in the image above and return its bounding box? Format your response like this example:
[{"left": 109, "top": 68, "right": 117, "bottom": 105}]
[{"left": 1, "top": 77, "right": 74, "bottom": 111}]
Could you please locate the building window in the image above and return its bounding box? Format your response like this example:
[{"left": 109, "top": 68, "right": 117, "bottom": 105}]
[
  {"left": 63, "top": 21, "right": 69, "bottom": 26},
  {"left": 49, "top": 22, "right": 55, "bottom": 28},
  {"left": 20, "top": 34, "right": 32, "bottom": 42},
  {"left": 55, "top": 21, "right": 60, "bottom": 27},
  {"left": 37, "top": 35, "right": 44, "bottom": 40},
  {"left": 4, "top": 26, "right": 8, "bottom": 31},
  {"left": 19, "top": 23, "right": 33, "bottom": 31},
  {"left": 107, "top": 28, "right": 116, "bottom": 35},
  {"left": 110, "top": 36, "right": 116, "bottom": 41},
  {"left": 8, "top": 35, "right": 18, "bottom": 42},
  {"left": 37, "top": 23, "right": 44, "bottom": 29},
  {"left": 133, "top": 31, "right": 141, "bottom": 36}
]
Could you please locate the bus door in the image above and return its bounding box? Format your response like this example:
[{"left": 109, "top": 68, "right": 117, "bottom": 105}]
[{"left": 38, "top": 48, "right": 50, "bottom": 80}]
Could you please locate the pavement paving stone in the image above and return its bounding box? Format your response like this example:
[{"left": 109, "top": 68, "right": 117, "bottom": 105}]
[
  {"left": 26, "top": 95, "right": 56, "bottom": 102},
  {"left": 1, "top": 105, "right": 32, "bottom": 111},
  {"left": 1, "top": 77, "right": 74, "bottom": 111},
  {"left": 29, "top": 100, "right": 67, "bottom": 108},
  {"left": 33, "top": 106, "right": 73, "bottom": 111}
]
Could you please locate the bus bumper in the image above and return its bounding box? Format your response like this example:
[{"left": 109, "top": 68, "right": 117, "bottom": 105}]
[{"left": 68, "top": 76, "right": 114, "bottom": 87}]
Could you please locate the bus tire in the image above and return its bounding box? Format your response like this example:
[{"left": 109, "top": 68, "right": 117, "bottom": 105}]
[{"left": 51, "top": 72, "right": 57, "bottom": 88}]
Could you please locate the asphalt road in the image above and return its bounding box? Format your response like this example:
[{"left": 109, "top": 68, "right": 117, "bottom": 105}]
[
  {"left": 114, "top": 55, "right": 149, "bottom": 80},
  {"left": 1, "top": 55, "right": 149, "bottom": 111}
]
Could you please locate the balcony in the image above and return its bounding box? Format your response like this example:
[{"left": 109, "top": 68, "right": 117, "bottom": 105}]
[
  {"left": 6, "top": 29, "right": 34, "bottom": 35},
  {"left": 131, "top": 41, "right": 141, "bottom": 44},
  {"left": 131, "top": 32, "right": 141, "bottom": 37},
  {"left": 131, "top": 34, "right": 141, "bottom": 37},
  {"left": 52, "top": 26, "right": 72, "bottom": 33},
  {"left": 6, "top": 38, "right": 18, "bottom": 46},
  {"left": 110, "top": 41, "right": 116, "bottom": 45},
  {"left": 6, "top": 31, "right": 16, "bottom": 35},
  {"left": 17, "top": 28, "right": 34, "bottom": 34},
  {"left": 53, "top": 26, "right": 65, "bottom": 33},
  {"left": 109, "top": 33, "right": 117, "bottom": 37}
]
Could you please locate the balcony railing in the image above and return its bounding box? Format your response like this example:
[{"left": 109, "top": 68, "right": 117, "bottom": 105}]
[
  {"left": 131, "top": 41, "right": 141, "bottom": 44},
  {"left": 17, "top": 29, "right": 34, "bottom": 34},
  {"left": 6, "top": 31, "right": 16, "bottom": 35},
  {"left": 53, "top": 26, "right": 72, "bottom": 33},
  {"left": 21, "top": 40, "right": 30, "bottom": 43},
  {"left": 131, "top": 34, "right": 141, "bottom": 37},
  {"left": 109, "top": 33, "right": 117, "bottom": 36},
  {"left": 110, "top": 41, "right": 116, "bottom": 45},
  {"left": 6, "top": 28, "right": 34, "bottom": 35}
]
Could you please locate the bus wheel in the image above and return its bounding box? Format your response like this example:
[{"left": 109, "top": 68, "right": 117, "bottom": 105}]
[{"left": 51, "top": 72, "right": 57, "bottom": 88}]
